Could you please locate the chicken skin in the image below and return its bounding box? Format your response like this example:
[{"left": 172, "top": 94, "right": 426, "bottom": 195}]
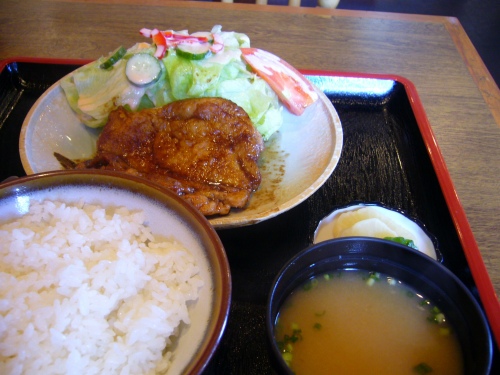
[{"left": 67, "top": 97, "right": 264, "bottom": 216}]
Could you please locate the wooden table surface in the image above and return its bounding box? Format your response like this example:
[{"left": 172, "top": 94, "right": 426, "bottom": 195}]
[{"left": 1, "top": 0, "right": 499, "bottom": 342}]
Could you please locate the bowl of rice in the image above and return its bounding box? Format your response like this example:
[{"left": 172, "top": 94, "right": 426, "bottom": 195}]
[{"left": 0, "top": 170, "right": 231, "bottom": 375}]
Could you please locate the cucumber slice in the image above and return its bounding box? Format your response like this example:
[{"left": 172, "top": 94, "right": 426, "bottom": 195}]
[
  {"left": 99, "top": 46, "right": 127, "bottom": 70},
  {"left": 125, "top": 53, "right": 162, "bottom": 86},
  {"left": 176, "top": 43, "right": 211, "bottom": 60}
]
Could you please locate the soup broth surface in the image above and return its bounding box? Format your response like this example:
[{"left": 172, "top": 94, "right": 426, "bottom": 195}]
[{"left": 274, "top": 269, "right": 463, "bottom": 375}]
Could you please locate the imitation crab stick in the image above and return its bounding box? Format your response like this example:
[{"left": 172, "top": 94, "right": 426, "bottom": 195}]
[{"left": 241, "top": 48, "right": 318, "bottom": 116}]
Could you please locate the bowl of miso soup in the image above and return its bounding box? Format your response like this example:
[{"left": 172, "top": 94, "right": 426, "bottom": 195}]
[{"left": 267, "top": 237, "right": 492, "bottom": 375}]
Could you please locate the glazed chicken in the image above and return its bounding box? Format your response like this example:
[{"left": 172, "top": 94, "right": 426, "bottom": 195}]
[{"left": 60, "top": 98, "right": 264, "bottom": 216}]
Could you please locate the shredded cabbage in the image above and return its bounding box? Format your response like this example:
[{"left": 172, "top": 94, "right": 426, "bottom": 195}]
[{"left": 60, "top": 26, "right": 282, "bottom": 139}]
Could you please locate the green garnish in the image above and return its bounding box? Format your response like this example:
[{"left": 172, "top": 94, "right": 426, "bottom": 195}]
[
  {"left": 315, "top": 310, "right": 326, "bottom": 317},
  {"left": 276, "top": 324, "right": 303, "bottom": 367},
  {"left": 303, "top": 278, "right": 318, "bottom": 291},
  {"left": 313, "top": 323, "right": 322, "bottom": 330},
  {"left": 99, "top": 46, "right": 127, "bottom": 70},
  {"left": 384, "top": 236, "right": 418, "bottom": 249},
  {"left": 366, "top": 272, "right": 381, "bottom": 286},
  {"left": 414, "top": 362, "right": 433, "bottom": 374},
  {"left": 324, "top": 271, "right": 342, "bottom": 281},
  {"left": 427, "top": 306, "right": 446, "bottom": 324},
  {"left": 419, "top": 299, "right": 431, "bottom": 307},
  {"left": 278, "top": 325, "right": 302, "bottom": 347},
  {"left": 428, "top": 313, "right": 446, "bottom": 324}
]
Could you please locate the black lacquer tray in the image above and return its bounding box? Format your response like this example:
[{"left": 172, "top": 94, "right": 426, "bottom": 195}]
[{"left": 0, "top": 59, "right": 498, "bottom": 373}]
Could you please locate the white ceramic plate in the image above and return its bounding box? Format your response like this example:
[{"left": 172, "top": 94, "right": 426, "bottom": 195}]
[{"left": 20, "top": 76, "right": 343, "bottom": 229}]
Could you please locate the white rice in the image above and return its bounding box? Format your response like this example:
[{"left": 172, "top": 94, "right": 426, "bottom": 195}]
[{"left": 0, "top": 200, "right": 203, "bottom": 375}]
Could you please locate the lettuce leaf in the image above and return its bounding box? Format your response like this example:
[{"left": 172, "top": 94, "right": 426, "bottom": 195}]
[
  {"left": 60, "top": 27, "right": 283, "bottom": 139},
  {"left": 60, "top": 43, "right": 170, "bottom": 128}
]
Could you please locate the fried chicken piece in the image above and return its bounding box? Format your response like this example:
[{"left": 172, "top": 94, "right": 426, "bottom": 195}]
[{"left": 70, "top": 98, "right": 264, "bottom": 216}]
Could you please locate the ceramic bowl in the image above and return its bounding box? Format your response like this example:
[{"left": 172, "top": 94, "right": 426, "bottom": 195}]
[
  {"left": 267, "top": 238, "right": 492, "bottom": 374},
  {"left": 314, "top": 201, "right": 440, "bottom": 261},
  {"left": 0, "top": 170, "right": 231, "bottom": 375}
]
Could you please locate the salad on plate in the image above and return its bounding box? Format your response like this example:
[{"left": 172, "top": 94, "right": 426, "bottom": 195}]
[{"left": 60, "top": 25, "right": 318, "bottom": 140}]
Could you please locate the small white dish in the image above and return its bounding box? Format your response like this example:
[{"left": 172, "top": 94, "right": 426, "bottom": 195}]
[{"left": 313, "top": 202, "right": 439, "bottom": 260}]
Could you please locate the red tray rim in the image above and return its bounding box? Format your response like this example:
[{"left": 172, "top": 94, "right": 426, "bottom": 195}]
[{"left": 2, "top": 56, "right": 499, "bottom": 346}]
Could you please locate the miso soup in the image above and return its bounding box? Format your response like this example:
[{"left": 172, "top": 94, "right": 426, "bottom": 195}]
[{"left": 274, "top": 270, "right": 463, "bottom": 375}]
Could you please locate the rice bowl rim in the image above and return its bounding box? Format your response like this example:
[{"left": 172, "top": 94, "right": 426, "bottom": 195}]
[{"left": 0, "top": 169, "right": 232, "bottom": 375}]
